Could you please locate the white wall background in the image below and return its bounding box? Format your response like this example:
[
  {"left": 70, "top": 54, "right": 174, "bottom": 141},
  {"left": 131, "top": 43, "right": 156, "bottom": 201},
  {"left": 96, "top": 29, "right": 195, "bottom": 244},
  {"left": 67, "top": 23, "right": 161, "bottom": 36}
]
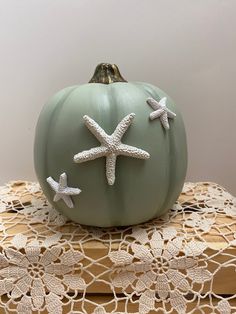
[{"left": 0, "top": 0, "right": 235, "bottom": 194}]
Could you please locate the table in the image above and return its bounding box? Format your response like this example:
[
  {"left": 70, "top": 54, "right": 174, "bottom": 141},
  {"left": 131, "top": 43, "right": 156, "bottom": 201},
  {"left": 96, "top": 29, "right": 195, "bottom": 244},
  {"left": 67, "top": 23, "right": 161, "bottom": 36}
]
[{"left": 0, "top": 181, "right": 236, "bottom": 313}]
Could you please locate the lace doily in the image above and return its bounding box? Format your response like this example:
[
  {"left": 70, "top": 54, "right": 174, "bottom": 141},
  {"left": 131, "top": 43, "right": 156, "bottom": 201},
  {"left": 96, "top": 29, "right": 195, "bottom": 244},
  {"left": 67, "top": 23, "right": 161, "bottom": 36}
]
[{"left": 0, "top": 181, "right": 236, "bottom": 314}]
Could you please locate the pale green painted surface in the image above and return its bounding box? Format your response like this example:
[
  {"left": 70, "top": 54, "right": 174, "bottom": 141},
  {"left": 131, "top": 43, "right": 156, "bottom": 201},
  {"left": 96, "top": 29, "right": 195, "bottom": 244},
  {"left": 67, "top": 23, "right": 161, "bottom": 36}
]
[{"left": 34, "top": 82, "right": 187, "bottom": 227}]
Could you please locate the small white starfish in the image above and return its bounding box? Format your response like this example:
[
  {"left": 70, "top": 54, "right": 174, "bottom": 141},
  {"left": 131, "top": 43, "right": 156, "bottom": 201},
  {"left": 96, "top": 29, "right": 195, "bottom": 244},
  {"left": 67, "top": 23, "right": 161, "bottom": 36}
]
[
  {"left": 147, "top": 97, "right": 176, "bottom": 130},
  {"left": 74, "top": 113, "right": 150, "bottom": 185},
  {"left": 46, "top": 173, "right": 81, "bottom": 208}
]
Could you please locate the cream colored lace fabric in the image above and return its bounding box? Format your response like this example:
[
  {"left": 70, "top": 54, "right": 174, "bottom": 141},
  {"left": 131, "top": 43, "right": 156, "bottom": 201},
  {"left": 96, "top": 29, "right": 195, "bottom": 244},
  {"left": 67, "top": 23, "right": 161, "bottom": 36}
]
[{"left": 0, "top": 181, "right": 236, "bottom": 314}]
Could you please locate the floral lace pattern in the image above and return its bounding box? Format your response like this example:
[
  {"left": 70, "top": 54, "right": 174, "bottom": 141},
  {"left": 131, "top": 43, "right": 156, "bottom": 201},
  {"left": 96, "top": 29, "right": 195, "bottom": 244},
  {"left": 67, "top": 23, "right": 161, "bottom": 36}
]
[{"left": 0, "top": 181, "right": 236, "bottom": 313}]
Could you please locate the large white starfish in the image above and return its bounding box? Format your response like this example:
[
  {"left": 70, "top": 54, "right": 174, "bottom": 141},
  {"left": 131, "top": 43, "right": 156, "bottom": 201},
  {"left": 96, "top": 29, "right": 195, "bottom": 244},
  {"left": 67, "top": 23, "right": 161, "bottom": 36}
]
[
  {"left": 46, "top": 172, "right": 81, "bottom": 208},
  {"left": 73, "top": 113, "right": 150, "bottom": 185},
  {"left": 147, "top": 97, "right": 176, "bottom": 130}
]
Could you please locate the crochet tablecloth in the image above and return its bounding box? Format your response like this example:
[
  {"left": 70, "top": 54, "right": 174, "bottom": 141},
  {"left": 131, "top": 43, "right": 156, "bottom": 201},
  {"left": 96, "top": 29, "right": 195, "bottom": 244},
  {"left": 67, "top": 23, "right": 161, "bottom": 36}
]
[{"left": 0, "top": 181, "right": 236, "bottom": 314}]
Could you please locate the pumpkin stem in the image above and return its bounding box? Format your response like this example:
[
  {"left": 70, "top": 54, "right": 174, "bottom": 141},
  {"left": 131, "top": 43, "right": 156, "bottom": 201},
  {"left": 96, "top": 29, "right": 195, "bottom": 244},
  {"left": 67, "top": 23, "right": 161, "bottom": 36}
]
[{"left": 89, "top": 63, "right": 127, "bottom": 84}]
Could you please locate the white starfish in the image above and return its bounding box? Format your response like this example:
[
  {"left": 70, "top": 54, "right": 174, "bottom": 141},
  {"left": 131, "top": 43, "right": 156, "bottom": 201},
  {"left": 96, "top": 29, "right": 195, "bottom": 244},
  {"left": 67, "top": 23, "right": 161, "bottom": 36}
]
[
  {"left": 147, "top": 97, "right": 176, "bottom": 130},
  {"left": 73, "top": 113, "right": 150, "bottom": 185},
  {"left": 46, "top": 172, "right": 81, "bottom": 208}
]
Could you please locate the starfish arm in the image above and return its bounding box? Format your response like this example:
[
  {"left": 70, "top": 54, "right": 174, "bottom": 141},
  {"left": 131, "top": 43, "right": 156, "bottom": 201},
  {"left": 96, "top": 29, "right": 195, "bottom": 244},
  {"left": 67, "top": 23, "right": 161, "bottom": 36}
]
[
  {"left": 166, "top": 109, "right": 176, "bottom": 119},
  {"left": 106, "top": 153, "right": 117, "bottom": 185},
  {"left": 159, "top": 97, "right": 167, "bottom": 107},
  {"left": 62, "top": 195, "right": 74, "bottom": 208},
  {"left": 53, "top": 193, "right": 61, "bottom": 202},
  {"left": 46, "top": 177, "right": 59, "bottom": 192},
  {"left": 146, "top": 97, "right": 160, "bottom": 110},
  {"left": 160, "top": 113, "right": 170, "bottom": 130},
  {"left": 149, "top": 109, "right": 165, "bottom": 120},
  {"left": 58, "top": 173, "right": 67, "bottom": 191},
  {"left": 83, "top": 115, "right": 110, "bottom": 145},
  {"left": 117, "top": 144, "right": 150, "bottom": 159},
  {"left": 74, "top": 146, "right": 108, "bottom": 163},
  {"left": 63, "top": 187, "right": 82, "bottom": 195},
  {"left": 112, "top": 113, "right": 135, "bottom": 142}
]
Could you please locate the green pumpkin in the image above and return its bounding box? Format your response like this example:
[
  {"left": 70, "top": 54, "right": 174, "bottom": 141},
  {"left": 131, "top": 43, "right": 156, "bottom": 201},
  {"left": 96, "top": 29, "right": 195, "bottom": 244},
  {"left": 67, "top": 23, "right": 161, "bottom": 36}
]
[{"left": 34, "top": 63, "right": 187, "bottom": 227}]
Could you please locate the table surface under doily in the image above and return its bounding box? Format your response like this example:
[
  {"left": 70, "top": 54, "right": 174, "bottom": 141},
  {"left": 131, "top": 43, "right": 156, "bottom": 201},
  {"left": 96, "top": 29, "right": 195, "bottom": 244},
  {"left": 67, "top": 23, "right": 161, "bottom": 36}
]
[{"left": 0, "top": 181, "right": 236, "bottom": 314}]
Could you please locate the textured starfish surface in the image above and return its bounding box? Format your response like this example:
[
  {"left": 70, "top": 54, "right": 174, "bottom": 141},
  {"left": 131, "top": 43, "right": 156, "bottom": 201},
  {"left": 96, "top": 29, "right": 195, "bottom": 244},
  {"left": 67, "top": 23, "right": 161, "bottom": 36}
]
[
  {"left": 147, "top": 97, "right": 176, "bottom": 130},
  {"left": 46, "top": 172, "right": 81, "bottom": 208},
  {"left": 74, "top": 113, "right": 150, "bottom": 185}
]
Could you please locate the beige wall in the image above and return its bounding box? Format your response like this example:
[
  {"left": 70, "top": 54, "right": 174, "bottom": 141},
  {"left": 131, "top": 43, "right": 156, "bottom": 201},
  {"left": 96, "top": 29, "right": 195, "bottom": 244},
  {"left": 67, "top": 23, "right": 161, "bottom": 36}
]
[{"left": 0, "top": 0, "right": 235, "bottom": 194}]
